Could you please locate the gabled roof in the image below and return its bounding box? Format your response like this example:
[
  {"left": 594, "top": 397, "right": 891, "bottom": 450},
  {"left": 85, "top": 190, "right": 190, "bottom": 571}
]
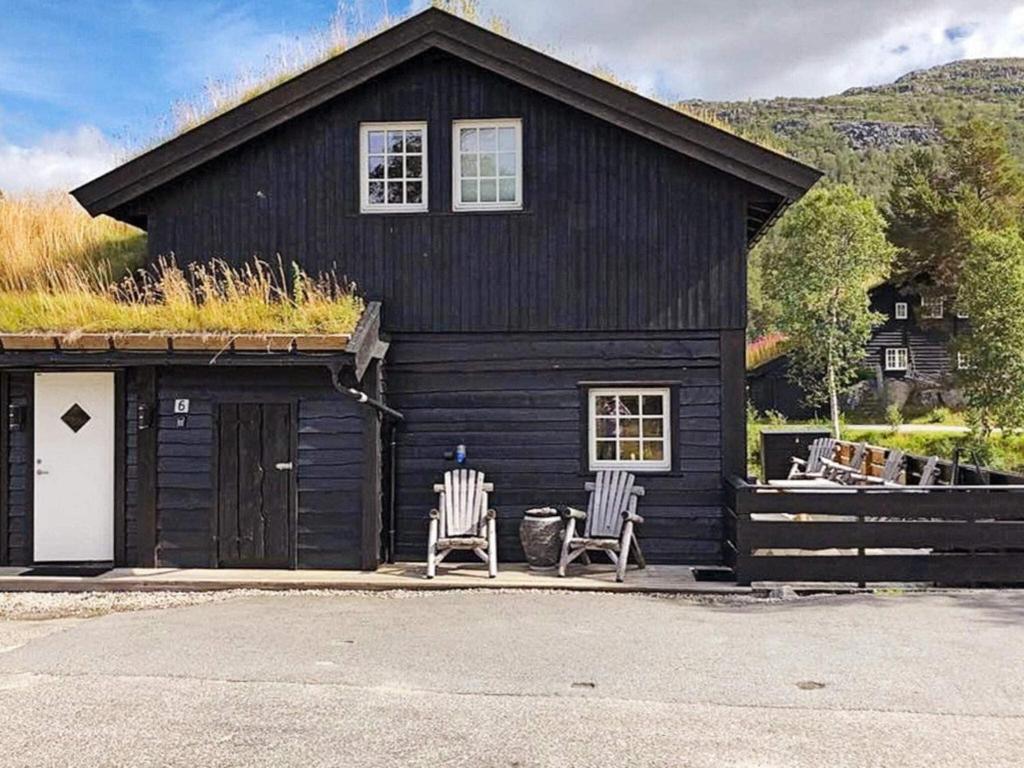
[{"left": 72, "top": 8, "right": 820, "bottom": 224}]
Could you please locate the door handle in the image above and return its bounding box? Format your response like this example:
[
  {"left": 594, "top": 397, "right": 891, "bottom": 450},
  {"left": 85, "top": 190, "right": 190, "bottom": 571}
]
[
  {"left": 275, "top": 462, "right": 294, "bottom": 471},
  {"left": 36, "top": 469, "right": 50, "bottom": 476}
]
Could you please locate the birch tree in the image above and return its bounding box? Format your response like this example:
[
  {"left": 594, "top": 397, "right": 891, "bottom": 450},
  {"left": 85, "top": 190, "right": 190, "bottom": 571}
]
[{"left": 763, "top": 185, "right": 896, "bottom": 436}]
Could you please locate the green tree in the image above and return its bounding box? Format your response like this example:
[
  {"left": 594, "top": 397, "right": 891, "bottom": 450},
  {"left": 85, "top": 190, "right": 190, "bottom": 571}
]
[
  {"left": 887, "top": 119, "right": 1024, "bottom": 294},
  {"left": 956, "top": 229, "right": 1024, "bottom": 433},
  {"left": 763, "top": 185, "right": 896, "bottom": 436}
]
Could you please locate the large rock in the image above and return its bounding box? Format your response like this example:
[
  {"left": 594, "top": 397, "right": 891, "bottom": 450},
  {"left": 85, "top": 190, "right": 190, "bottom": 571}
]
[{"left": 883, "top": 379, "right": 913, "bottom": 410}]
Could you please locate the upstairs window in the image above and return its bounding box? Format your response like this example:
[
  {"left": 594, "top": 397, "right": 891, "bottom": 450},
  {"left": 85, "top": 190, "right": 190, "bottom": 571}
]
[
  {"left": 885, "top": 348, "right": 909, "bottom": 372},
  {"left": 453, "top": 119, "right": 522, "bottom": 211},
  {"left": 920, "top": 296, "right": 944, "bottom": 319},
  {"left": 588, "top": 388, "right": 671, "bottom": 472},
  {"left": 360, "top": 122, "right": 427, "bottom": 213},
  {"left": 894, "top": 302, "right": 908, "bottom": 320},
  {"left": 957, "top": 352, "right": 971, "bottom": 370}
]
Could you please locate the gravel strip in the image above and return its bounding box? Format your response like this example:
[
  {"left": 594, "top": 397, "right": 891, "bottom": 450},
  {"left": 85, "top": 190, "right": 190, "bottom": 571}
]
[{"left": 0, "top": 587, "right": 769, "bottom": 621}]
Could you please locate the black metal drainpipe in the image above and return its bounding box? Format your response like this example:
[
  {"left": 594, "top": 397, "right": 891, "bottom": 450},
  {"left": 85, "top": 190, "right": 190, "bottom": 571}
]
[{"left": 330, "top": 366, "right": 405, "bottom": 564}]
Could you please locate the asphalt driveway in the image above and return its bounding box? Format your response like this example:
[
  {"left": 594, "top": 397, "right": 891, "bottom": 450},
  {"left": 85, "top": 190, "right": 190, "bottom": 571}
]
[{"left": 0, "top": 589, "right": 1021, "bottom": 767}]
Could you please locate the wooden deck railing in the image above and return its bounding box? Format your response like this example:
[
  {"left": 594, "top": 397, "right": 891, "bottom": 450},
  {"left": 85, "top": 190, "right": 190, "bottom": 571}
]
[{"left": 726, "top": 476, "right": 1024, "bottom": 586}]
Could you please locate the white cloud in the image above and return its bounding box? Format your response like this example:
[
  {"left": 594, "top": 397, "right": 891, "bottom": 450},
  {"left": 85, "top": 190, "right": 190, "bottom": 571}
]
[
  {"left": 478, "top": 0, "right": 1024, "bottom": 100},
  {"left": 0, "top": 125, "right": 118, "bottom": 194}
]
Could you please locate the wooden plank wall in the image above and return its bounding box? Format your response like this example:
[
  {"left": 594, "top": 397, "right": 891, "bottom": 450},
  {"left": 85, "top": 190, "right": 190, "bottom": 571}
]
[
  {"left": 140, "top": 51, "right": 751, "bottom": 334},
  {"left": 5, "top": 373, "right": 31, "bottom": 565},
  {"left": 155, "top": 367, "right": 374, "bottom": 569},
  {"left": 387, "top": 331, "right": 728, "bottom": 564}
]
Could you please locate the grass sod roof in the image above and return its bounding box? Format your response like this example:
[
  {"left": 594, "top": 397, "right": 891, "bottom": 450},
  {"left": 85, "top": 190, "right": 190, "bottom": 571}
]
[{"left": 0, "top": 257, "right": 364, "bottom": 347}]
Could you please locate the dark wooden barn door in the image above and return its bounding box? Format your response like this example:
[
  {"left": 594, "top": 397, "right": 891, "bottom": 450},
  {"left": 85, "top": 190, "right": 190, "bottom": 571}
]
[{"left": 217, "top": 403, "right": 294, "bottom": 567}]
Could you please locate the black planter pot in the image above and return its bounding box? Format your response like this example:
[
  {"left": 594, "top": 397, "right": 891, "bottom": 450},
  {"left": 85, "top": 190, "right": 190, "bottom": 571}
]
[{"left": 519, "top": 508, "right": 563, "bottom": 570}]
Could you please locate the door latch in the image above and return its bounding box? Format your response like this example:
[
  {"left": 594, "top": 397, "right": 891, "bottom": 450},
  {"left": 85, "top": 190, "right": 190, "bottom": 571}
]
[{"left": 275, "top": 462, "right": 294, "bottom": 471}]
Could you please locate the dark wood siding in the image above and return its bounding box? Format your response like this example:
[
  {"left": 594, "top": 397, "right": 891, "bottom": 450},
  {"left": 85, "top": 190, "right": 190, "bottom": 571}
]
[
  {"left": 140, "top": 51, "right": 751, "bottom": 334},
  {"left": 867, "top": 284, "right": 967, "bottom": 381},
  {"left": 4, "top": 373, "right": 31, "bottom": 565},
  {"left": 155, "top": 367, "right": 378, "bottom": 569},
  {"left": 388, "top": 332, "right": 727, "bottom": 565}
]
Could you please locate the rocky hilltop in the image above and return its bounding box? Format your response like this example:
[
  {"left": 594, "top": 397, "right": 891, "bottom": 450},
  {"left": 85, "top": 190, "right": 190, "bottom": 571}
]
[{"left": 682, "top": 59, "right": 1024, "bottom": 198}]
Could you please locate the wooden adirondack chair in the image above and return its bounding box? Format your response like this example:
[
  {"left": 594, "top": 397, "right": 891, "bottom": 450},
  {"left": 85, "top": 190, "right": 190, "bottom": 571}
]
[
  {"left": 821, "top": 441, "right": 868, "bottom": 483},
  {"left": 857, "top": 448, "right": 906, "bottom": 485},
  {"left": 788, "top": 438, "right": 837, "bottom": 480},
  {"left": 559, "top": 470, "right": 645, "bottom": 582},
  {"left": 916, "top": 455, "right": 941, "bottom": 486},
  {"left": 427, "top": 469, "right": 497, "bottom": 578}
]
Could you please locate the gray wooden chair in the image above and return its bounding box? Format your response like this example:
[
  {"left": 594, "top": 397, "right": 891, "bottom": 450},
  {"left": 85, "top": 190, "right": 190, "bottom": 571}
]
[
  {"left": 788, "top": 438, "right": 837, "bottom": 480},
  {"left": 854, "top": 448, "right": 905, "bottom": 485},
  {"left": 916, "top": 455, "right": 941, "bottom": 486},
  {"left": 427, "top": 469, "right": 497, "bottom": 578},
  {"left": 821, "top": 441, "right": 868, "bottom": 483},
  {"left": 559, "top": 470, "right": 646, "bottom": 582}
]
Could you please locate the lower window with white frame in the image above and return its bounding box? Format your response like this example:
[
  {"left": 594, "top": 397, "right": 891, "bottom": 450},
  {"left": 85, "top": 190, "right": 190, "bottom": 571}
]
[
  {"left": 588, "top": 387, "right": 672, "bottom": 472},
  {"left": 885, "top": 347, "right": 909, "bottom": 372}
]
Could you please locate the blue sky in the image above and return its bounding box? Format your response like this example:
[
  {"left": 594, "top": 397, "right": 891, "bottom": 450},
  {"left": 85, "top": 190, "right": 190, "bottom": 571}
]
[{"left": 2, "top": 0, "right": 1023, "bottom": 193}]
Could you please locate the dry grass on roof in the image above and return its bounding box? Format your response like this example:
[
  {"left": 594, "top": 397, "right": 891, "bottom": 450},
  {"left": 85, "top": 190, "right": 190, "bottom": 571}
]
[{"left": 0, "top": 256, "right": 364, "bottom": 336}]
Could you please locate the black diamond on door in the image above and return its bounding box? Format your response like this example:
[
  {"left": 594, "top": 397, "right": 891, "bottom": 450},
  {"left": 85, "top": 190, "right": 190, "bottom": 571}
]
[{"left": 61, "top": 403, "right": 92, "bottom": 433}]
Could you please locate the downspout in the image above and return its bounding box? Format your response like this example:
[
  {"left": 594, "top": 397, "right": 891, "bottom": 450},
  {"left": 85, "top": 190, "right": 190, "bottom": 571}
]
[{"left": 329, "top": 365, "right": 404, "bottom": 564}]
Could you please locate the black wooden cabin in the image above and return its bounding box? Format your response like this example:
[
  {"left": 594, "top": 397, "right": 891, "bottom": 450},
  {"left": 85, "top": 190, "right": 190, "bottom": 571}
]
[{"left": 1, "top": 9, "right": 819, "bottom": 570}]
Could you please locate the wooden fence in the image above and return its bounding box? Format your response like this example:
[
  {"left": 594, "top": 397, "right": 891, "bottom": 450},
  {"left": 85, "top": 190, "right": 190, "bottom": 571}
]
[{"left": 726, "top": 477, "right": 1024, "bottom": 586}]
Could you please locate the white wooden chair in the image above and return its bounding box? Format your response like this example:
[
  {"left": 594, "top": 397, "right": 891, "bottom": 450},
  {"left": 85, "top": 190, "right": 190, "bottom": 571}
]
[
  {"left": 788, "top": 437, "right": 837, "bottom": 480},
  {"left": 427, "top": 469, "right": 497, "bottom": 578},
  {"left": 559, "top": 470, "right": 646, "bottom": 582}
]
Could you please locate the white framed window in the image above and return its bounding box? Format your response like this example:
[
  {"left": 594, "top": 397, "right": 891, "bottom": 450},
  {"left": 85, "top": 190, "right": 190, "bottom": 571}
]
[
  {"left": 957, "top": 352, "right": 971, "bottom": 370},
  {"left": 894, "top": 302, "right": 908, "bottom": 320},
  {"left": 588, "top": 388, "right": 671, "bottom": 472},
  {"left": 359, "top": 122, "right": 427, "bottom": 213},
  {"left": 452, "top": 119, "right": 522, "bottom": 211},
  {"left": 885, "top": 348, "right": 909, "bottom": 372},
  {"left": 920, "top": 296, "right": 944, "bottom": 319}
]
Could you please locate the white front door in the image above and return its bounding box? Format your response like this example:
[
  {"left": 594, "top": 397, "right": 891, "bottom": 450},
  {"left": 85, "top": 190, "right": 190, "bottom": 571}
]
[{"left": 33, "top": 372, "right": 115, "bottom": 562}]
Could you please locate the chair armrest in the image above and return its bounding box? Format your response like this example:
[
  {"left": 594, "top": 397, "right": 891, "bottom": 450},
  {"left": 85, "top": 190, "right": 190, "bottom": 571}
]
[
  {"left": 820, "top": 458, "right": 852, "bottom": 473},
  {"left": 485, "top": 509, "right": 497, "bottom": 521},
  {"left": 790, "top": 457, "right": 808, "bottom": 467},
  {"left": 563, "top": 507, "right": 587, "bottom": 520},
  {"left": 622, "top": 511, "right": 644, "bottom": 525},
  {"left": 429, "top": 509, "right": 440, "bottom": 520}
]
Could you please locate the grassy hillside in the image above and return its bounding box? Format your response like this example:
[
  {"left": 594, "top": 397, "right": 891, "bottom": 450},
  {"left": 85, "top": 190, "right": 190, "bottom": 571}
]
[{"left": 682, "top": 58, "right": 1024, "bottom": 200}]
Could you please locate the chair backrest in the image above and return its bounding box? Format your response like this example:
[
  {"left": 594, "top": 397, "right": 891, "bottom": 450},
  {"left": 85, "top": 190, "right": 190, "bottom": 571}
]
[
  {"left": 881, "top": 449, "right": 905, "bottom": 482},
  {"left": 807, "top": 438, "right": 837, "bottom": 473},
  {"left": 918, "top": 455, "right": 940, "bottom": 486},
  {"left": 433, "top": 469, "right": 492, "bottom": 537},
  {"left": 848, "top": 442, "right": 868, "bottom": 472},
  {"left": 585, "top": 471, "right": 643, "bottom": 538}
]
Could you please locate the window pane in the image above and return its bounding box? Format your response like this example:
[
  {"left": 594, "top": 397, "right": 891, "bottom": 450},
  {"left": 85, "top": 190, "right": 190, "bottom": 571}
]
[
  {"left": 367, "top": 181, "right": 385, "bottom": 204},
  {"left": 642, "top": 442, "right": 664, "bottom": 461},
  {"left": 367, "top": 155, "right": 385, "bottom": 179},
  {"left": 367, "top": 131, "right": 385, "bottom": 154},
  {"left": 480, "top": 153, "right": 497, "bottom": 177},
  {"left": 387, "top": 156, "right": 403, "bottom": 179},
  {"left": 618, "top": 396, "right": 639, "bottom": 415},
  {"left": 460, "top": 153, "right": 478, "bottom": 177},
  {"left": 459, "top": 128, "right": 478, "bottom": 152},
  {"left": 620, "top": 441, "right": 640, "bottom": 462},
  {"left": 594, "top": 396, "right": 616, "bottom": 416},
  {"left": 620, "top": 419, "right": 640, "bottom": 438},
  {"left": 498, "top": 152, "right": 516, "bottom": 177},
  {"left": 642, "top": 395, "right": 664, "bottom": 415},
  {"left": 405, "top": 130, "right": 422, "bottom": 152},
  {"left": 595, "top": 418, "right": 617, "bottom": 438},
  {"left": 479, "top": 179, "right": 497, "bottom": 202},
  {"left": 406, "top": 155, "right": 422, "bottom": 179},
  {"left": 642, "top": 418, "right": 663, "bottom": 438},
  {"left": 499, "top": 178, "right": 517, "bottom": 202},
  {"left": 388, "top": 130, "right": 404, "bottom": 153},
  {"left": 387, "top": 182, "right": 404, "bottom": 204},
  {"left": 406, "top": 182, "right": 423, "bottom": 204},
  {"left": 479, "top": 127, "right": 497, "bottom": 151},
  {"left": 498, "top": 127, "right": 516, "bottom": 151},
  {"left": 596, "top": 441, "right": 616, "bottom": 461},
  {"left": 460, "top": 179, "right": 478, "bottom": 203}
]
